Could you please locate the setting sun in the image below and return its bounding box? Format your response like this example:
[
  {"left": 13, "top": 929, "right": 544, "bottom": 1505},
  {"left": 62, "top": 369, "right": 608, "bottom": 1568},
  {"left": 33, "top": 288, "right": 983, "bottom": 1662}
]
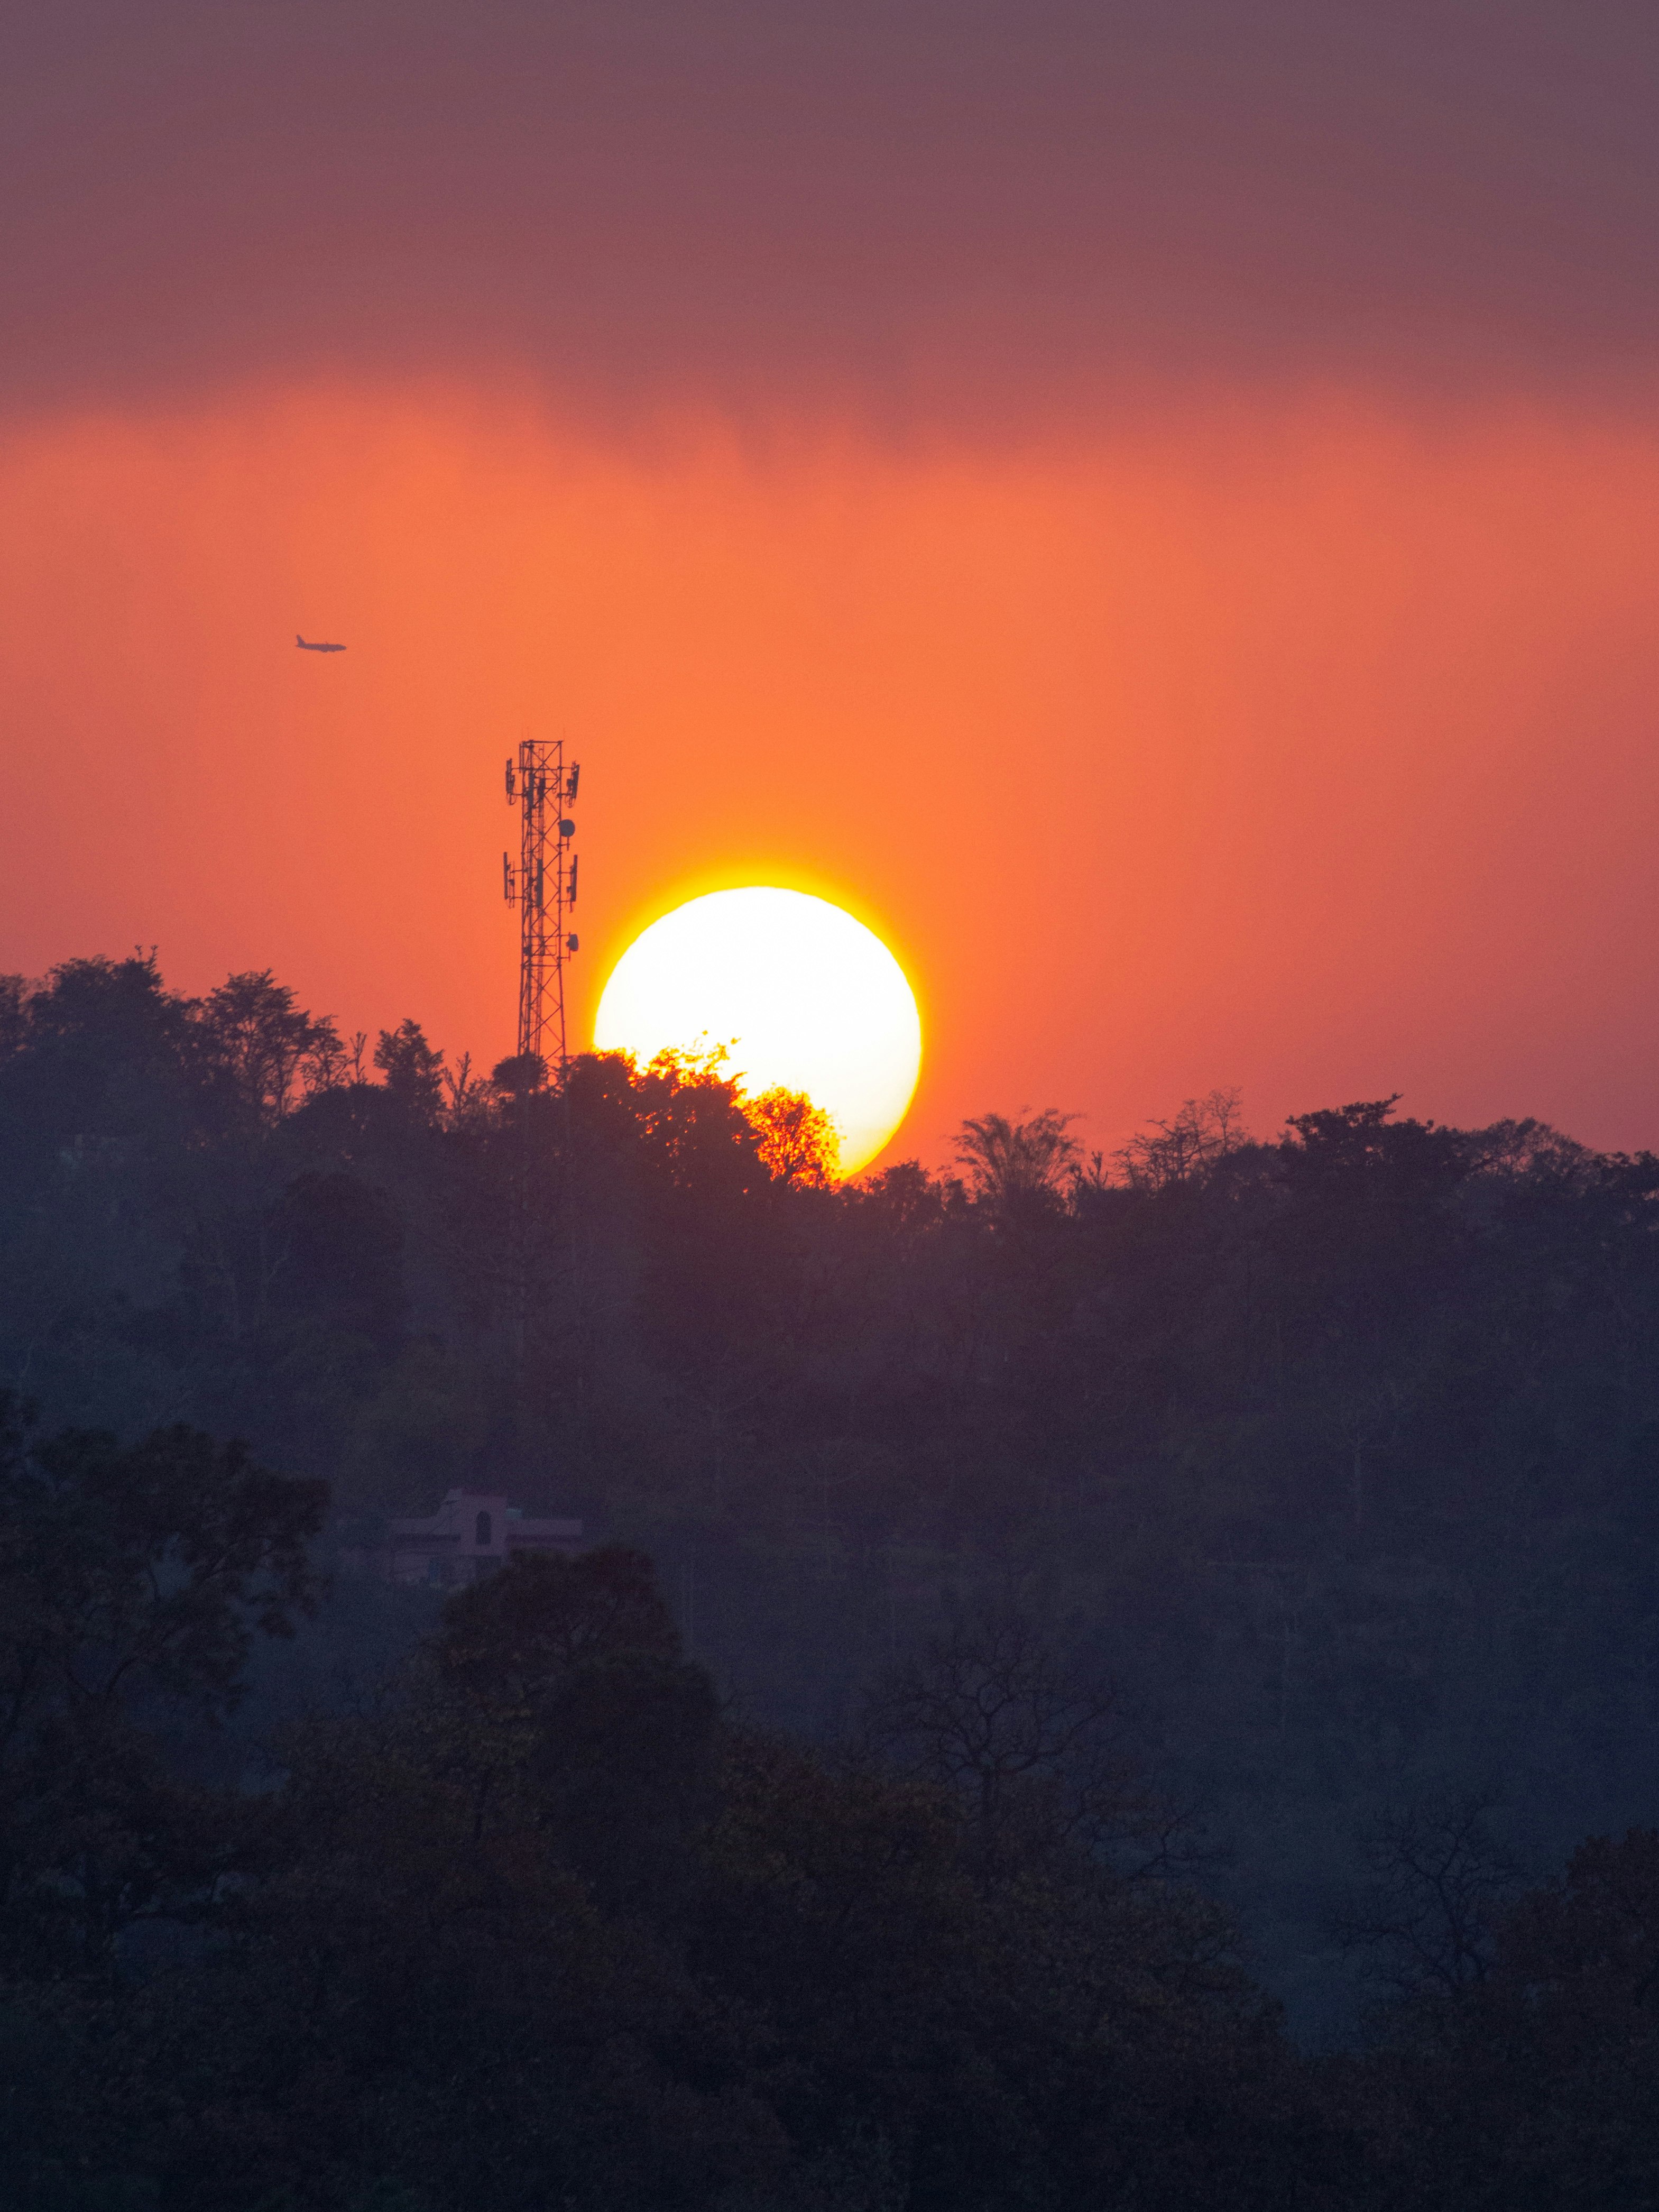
[{"left": 593, "top": 888, "right": 922, "bottom": 1174}]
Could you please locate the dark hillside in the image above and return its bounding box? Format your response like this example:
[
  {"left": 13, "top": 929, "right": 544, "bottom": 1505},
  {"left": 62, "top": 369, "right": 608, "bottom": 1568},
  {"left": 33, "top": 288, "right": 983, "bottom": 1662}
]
[{"left": 6, "top": 954, "right": 1659, "bottom": 2037}]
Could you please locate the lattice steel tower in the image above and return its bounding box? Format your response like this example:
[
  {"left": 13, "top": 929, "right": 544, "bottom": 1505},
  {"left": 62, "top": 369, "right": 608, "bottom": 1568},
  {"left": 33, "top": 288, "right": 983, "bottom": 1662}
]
[{"left": 503, "top": 740, "right": 580, "bottom": 1072}]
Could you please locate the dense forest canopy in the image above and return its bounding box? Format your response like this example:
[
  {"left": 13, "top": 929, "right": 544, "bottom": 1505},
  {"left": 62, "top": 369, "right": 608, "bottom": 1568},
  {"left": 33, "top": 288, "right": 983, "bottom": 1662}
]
[{"left": 5, "top": 950, "right": 1659, "bottom": 2205}]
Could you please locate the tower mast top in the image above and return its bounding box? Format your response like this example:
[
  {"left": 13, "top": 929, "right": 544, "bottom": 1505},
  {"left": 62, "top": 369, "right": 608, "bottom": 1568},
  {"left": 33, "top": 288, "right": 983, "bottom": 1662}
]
[{"left": 503, "top": 740, "right": 579, "bottom": 1073}]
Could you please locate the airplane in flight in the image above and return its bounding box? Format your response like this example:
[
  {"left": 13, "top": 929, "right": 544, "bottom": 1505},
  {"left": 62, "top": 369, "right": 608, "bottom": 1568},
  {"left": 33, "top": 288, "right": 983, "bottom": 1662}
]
[{"left": 296, "top": 634, "right": 346, "bottom": 653}]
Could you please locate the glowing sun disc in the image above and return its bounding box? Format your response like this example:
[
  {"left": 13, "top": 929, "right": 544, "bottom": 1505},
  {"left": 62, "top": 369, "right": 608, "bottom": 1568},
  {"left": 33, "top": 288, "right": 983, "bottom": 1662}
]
[{"left": 593, "top": 888, "right": 921, "bottom": 1174}]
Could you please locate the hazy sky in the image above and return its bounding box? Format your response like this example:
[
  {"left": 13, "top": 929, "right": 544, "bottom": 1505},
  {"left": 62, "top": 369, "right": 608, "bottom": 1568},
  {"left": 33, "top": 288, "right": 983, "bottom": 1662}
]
[{"left": 5, "top": 2, "right": 1659, "bottom": 1162}]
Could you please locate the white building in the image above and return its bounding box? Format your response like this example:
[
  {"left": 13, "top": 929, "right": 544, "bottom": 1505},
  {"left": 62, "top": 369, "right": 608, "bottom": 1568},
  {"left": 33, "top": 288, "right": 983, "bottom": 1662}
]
[{"left": 342, "top": 1488, "right": 584, "bottom": 1589}]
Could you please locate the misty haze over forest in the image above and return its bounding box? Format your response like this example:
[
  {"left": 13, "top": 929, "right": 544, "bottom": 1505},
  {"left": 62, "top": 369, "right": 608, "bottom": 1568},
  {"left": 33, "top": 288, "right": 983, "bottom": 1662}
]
[{"left": 6, "top": 950, "right": 1659, "bottom": 2207}]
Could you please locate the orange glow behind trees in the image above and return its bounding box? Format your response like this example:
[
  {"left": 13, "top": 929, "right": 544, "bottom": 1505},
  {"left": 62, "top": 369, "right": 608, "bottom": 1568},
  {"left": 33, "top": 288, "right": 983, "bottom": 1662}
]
[{"left": 5, "top": 386, "right": 1659, "bottom": 1164}]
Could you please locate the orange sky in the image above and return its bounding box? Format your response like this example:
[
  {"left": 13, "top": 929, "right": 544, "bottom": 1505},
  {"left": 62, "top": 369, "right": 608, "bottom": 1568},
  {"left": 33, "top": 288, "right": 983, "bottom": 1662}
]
[{"left": 4, "top": 382, "right": 1659, "bottom": 1168}]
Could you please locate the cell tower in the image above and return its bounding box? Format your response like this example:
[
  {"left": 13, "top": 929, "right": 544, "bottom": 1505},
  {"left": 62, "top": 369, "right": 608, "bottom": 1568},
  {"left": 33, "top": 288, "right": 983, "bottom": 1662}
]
[{"left": 502, "top": 740, "right": 580, "bottom": 1073}]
